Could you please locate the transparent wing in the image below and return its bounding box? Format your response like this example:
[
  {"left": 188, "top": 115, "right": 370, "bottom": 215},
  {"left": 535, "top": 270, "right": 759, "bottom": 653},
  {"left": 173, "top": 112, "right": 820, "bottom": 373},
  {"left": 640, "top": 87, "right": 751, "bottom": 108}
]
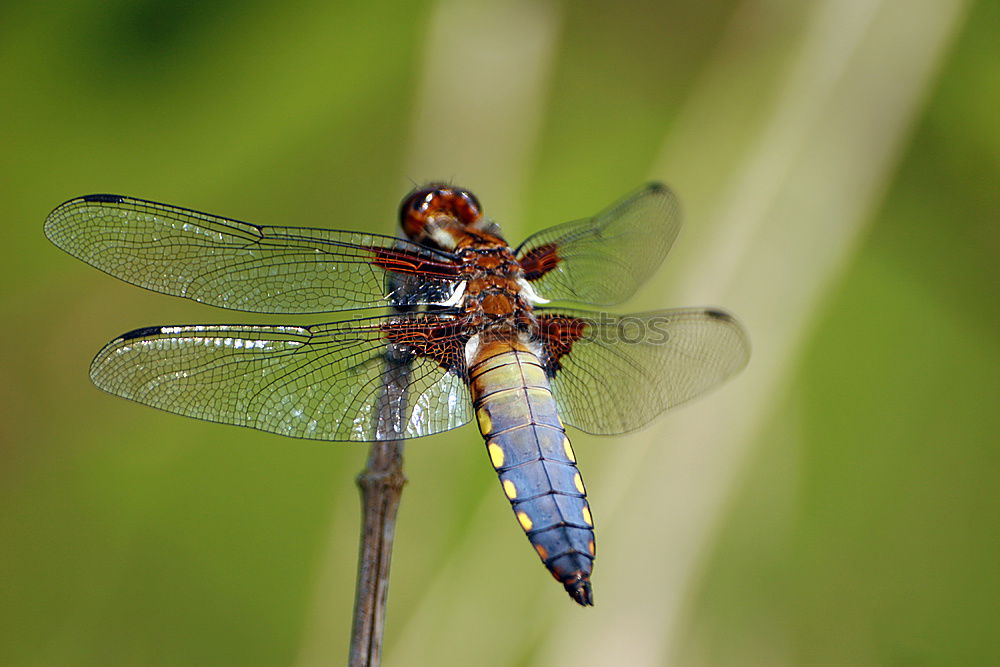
[
  {"left": 89, "top": 314, "right": 474, "bottom": 441},
  {"left": 45, "top": 195, "right": 463, "bottom": 313},
  {"left": 536, "top": 308, "right": 749, "bottom": 435},
  {"left": 515, "top": 183, "right": 681, "bottom": 306}
]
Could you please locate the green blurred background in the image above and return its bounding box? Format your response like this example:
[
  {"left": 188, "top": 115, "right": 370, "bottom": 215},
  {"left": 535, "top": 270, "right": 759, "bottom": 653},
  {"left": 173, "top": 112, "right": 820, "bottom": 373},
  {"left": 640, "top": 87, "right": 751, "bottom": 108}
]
[{"left": 2, "top": 0, "right": 997, "bottom": 665}]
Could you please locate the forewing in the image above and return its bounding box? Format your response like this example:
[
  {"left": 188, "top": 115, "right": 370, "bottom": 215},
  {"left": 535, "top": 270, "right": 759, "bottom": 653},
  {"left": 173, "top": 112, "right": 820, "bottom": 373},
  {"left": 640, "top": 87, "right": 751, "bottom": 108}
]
[
  {"left": 536, "top": 308, "right": 749, "bottom": 435},
  {"left": 45, "top": 195, "right": 462, "bottom": 313},
  {"left": 89, "top": 314, "right": 473, "bottom": 441},
  {"left": 515, "top": 183, "right": 681, "bottom": 305}
]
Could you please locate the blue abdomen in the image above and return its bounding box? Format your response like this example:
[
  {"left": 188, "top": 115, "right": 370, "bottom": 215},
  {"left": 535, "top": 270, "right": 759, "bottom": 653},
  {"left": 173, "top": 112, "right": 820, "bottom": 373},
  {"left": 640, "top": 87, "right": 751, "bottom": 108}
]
[{"left": 469, "top": 337, "right": 595, "bottom": 606}]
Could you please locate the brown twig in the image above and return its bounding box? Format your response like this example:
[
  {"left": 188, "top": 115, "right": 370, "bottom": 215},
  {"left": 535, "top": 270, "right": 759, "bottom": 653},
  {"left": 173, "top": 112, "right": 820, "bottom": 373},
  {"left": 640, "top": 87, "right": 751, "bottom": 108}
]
[
  {"left": 348, "top": 439, "right": 406, "bottom": 667},
  {"left": 348, "top": 329, "right": 412, "bottom": 666}
]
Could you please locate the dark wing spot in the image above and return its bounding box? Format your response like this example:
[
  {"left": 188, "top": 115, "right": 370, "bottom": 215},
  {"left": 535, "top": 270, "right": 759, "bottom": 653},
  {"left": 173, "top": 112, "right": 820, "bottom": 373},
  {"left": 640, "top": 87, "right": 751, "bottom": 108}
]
[
  {"left": 381, "top": 315, "right": 470, "bottom": 374},
  {"left": 534, "top": 314, "right": 589, "bottom": 374},
  {"left": 519, "top": 243, "right": 561, "bottom": 281},
  {"left": 82, "top": 194, "right": 126, "bottom": 203},
  {"left": 704, "top": 308, "right": 734, "bottom": 322},
  {"left": 119, "top": 325, "right": 163, "bottom": 341}
]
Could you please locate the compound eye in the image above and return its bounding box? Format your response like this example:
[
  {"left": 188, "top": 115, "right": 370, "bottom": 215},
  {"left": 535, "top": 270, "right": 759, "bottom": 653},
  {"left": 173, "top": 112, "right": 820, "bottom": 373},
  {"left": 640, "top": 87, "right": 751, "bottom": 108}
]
[
  {"left": 399, "top": 187, "right": 439, "bottom": 239},
  {"left": 458, "top": 190, "right": 482, "bottom": 217},
  {"left": 398, "top": 184, "right": 483, "bottom": 240},
  {"left": 401, "top": 188, "right": 433, "bottom": 215}
]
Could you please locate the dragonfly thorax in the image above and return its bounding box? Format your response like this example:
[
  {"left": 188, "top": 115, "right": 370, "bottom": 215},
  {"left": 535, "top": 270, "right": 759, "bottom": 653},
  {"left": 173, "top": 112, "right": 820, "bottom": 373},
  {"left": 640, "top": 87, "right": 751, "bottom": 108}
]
[{"left": 455, "top": 242, "right": 537, "bottom": 328}]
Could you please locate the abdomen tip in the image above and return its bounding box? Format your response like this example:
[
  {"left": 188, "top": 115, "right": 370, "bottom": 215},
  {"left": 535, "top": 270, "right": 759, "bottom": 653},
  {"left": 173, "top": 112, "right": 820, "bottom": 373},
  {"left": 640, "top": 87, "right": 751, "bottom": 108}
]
[{"left": 564, "top": 578, "right": 594, "bottom": 607}]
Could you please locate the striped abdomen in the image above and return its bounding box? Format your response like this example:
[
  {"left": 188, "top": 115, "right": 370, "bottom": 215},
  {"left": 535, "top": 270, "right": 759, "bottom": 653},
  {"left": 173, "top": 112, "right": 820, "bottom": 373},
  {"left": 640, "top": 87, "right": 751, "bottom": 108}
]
[{"left": 469, "top": 336, "right": 596, "bottom": 606}]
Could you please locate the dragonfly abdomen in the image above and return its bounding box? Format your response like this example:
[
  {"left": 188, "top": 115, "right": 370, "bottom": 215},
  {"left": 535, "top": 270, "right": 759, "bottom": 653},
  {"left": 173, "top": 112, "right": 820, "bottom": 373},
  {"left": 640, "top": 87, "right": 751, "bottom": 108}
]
[{"left": 469, "top": 337, "right": 596, "bottom": 606}]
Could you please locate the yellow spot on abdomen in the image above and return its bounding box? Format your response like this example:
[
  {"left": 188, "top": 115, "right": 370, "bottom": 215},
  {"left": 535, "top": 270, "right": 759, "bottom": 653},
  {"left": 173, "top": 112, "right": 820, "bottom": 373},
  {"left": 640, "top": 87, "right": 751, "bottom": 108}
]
[
  {"left": 588, "top": 539, "right": 596, "bottom": 555},
  {"left": 581, "top": 505, "right": 593, "bottom": 527},
  {"left": 534, "top": 544, "right": 549, "bottom": 560},
  {"left": 517, "top": 511, "right": 533, "bottom": 531},
  {"left": 487, "top": 442, "right": 505, "bottom": 469},
  {"left": 573, "top": 472, "right": 585, "bottom": 494},
  {"left": 477, "top": 407, "right": 493, "bottom": 436},
  {"left": 563, "top": 436, "right": 576, "bottom": 462},
  {"left": 502, "top": 479, "right": 518, "bottom": 499}
]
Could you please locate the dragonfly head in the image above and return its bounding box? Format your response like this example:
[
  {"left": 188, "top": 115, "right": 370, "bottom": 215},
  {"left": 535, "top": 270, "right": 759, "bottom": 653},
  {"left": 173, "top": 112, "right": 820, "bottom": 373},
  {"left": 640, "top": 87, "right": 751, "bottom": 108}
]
[{"left": 400, "top": 184, "right": 483, "bottom": 247}]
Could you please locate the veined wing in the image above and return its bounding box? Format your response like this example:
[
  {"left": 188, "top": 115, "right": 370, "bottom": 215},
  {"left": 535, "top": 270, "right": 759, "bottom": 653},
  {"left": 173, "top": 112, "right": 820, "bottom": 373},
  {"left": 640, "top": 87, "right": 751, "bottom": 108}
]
[
  {"left": 45, "top": 195, "right": 463, "bottom": 313},
  {"left": 515, "top": 183, "right": 681, "bottom": 306},
  {"left": 534, "top": 308, "right": 749, "bottom": 435},
  {"left": 90, "top": 314, "right": 474, "bottom": 441}
]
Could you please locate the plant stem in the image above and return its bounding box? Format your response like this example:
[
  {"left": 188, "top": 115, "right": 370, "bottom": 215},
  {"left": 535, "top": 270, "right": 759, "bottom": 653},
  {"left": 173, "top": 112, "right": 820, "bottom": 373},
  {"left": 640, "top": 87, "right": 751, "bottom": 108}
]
[
  {"left": 348, "top": 439, "right": 406, "bottom": 667},
  {"left": 348, "top": 336, "right": 412, "bottom": 666}
]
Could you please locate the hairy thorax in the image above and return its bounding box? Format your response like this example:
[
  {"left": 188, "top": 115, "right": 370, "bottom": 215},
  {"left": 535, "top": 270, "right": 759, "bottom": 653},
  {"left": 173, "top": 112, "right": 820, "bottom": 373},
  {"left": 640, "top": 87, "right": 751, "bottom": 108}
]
[{"left": 454, "top": 232, "right": 537, "bottom": 336}]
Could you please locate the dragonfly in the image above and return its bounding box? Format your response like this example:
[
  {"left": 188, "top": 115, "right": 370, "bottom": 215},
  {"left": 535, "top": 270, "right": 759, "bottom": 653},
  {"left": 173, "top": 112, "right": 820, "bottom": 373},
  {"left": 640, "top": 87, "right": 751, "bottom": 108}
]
[{"left": 44, "top": 183, "right": 749, "bottom": 606}]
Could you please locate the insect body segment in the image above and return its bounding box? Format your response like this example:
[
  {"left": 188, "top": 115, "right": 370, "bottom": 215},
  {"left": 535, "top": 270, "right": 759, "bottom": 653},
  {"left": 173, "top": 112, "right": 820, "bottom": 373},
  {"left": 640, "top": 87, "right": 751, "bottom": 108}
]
[{"left": 470, "top": 336, "right": 595, "bottom": 606}]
